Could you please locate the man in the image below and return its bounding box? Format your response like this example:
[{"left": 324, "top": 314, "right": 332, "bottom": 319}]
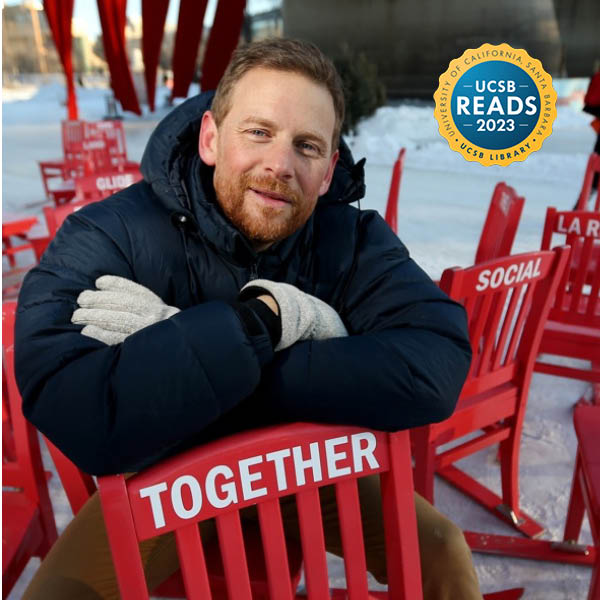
[{"left": 15, "top": 39, "right": 479, "bottom": 598}]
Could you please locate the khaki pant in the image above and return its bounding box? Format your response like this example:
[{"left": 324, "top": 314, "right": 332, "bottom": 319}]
[{"left": 23, "top": 477, "right": 482, "bottom": 600}]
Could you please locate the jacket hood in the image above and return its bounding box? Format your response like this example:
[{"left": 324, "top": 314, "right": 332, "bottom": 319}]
[{"left": 140, "top": 91, "right": 366, "bottom": 215}]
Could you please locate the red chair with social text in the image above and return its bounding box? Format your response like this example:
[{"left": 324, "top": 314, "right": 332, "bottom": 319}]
[
  {"left": 534, "top": 209, "right": 600, "bottom": 395},
  {"left": 475, "top": 182, "right": 525, "bottom": 264},
  {"left": 2, "top": 302, "right": 58, "bottom": 597},
  {"left": 97, "top": 423, "right": 423, "bottom": 599},
  {"left": 575, "top": 153, "right": 600, "bottom": 212},
  {"left": 384, "top": 148, "right": 406, "bottom": 234},
  {"left": 411, "top": 246, "right": 570, "bottom": 538}
]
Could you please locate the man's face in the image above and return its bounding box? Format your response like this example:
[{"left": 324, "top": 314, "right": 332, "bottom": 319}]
[{"left": 199, "top": 67, "right": 339, "bottom": 251}]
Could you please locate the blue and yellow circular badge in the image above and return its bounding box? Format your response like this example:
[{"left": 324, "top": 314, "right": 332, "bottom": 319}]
[{"left": 434, "top": 43, "right": 557, "bottom": 166}]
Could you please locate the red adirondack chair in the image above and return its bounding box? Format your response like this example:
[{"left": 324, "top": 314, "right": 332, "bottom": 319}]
[
  {"left": 39, "top": 120, "right": 140, "bottom": 207},
  {"left": 575, "top": 153, "right": 600, "bottom": 212},
  {"left": 2, "top": 302, "right": 58, "bottom": 598},
  {"left": 475, "top": 182, "right": 525, "bottom": 265},
  {"left": 411, "top": 246, "right": 570, "bottom": 538},
  {"left": 97, "top": 423, "right": 423, "bottom": 599},
  {"left": 534, "top": 209, "right": 600, "bottom": 392},
  {"left": 384, "top": 148, "right": 406, "bottom": 234}
]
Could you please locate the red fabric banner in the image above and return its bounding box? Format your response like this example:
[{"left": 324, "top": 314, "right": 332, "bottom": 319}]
[
  {"left": 43, "top": 0, "right": 78, "bottom": 120},
  {"left": 141, "top": 0, "right": 169, "bottom": 112},
  {"left": 97, "top": 0, "right": 141, "bottom": 115},
  {"left": 201, "top": 0, "right": 246, "bottom": 91},
  {"left": 171, "top": 0, "right": 209, "bottom": 99}
]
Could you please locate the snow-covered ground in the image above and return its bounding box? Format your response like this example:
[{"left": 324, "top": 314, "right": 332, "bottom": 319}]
[{"left": 2, "top": 79, "right": 597, "bottom": 599}]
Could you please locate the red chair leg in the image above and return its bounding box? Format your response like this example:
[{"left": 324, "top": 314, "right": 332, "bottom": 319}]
[
  {"left": 564, "top": 452, "right": 587, "bottom": 542},
  {"left": 411, "top": 430, "right": 436, "bottom": 504},
  {"left": 499, "top": 430, "right": 522, "bottom": 518}
]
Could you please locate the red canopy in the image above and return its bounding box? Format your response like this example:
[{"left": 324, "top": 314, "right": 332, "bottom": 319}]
[
  {"left": 43, "top": 0, "right": 78, "bottom": 119},
  {"left": 44, "top": 0, "right": 248, "bottom": 119},
  {"left": 96, "top": 0, "right": 141, "bottom": 115},
  {"left": 171, "top": 0, "right": 209, "bottom": 100},
  {"left": 201, "top": 0, "right": 246, "bottom": 91},
  {"left": 141, "top": 0, "right": 169, "bottom": 112}
]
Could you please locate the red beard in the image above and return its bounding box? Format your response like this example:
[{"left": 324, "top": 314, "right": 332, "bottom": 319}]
[{"left": 214, "top": 169, "right": 314, "bottom": 247}]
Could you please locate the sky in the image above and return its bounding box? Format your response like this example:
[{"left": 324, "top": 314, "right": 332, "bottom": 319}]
[{"left": 5, "top": 0, "right": 281, "bottom": 40}]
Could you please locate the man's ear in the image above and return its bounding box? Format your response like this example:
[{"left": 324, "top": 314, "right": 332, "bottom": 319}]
[
  {"left": 198, "top": 110, "right": 218, "bottom": 166},
  {"left": 318, "top": 149, "right": 339, "bottom": 196}
]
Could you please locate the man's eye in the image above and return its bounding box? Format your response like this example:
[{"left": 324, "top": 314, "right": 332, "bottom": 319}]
[
  {"left": 249, "top": 129, "right": 267, "bottom": 137},
  {"left": 298, "top": 141, "right": 319, "bottom": 154}
]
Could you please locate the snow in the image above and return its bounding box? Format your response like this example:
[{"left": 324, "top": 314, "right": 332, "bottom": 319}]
[{"left": 2, "top": 80, "right": 596, "bottom": 599}]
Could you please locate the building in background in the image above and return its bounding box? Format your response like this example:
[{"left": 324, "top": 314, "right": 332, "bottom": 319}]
[
  {"left": 244, "top": 7, "right": 283, "bottom": 41},
  {"left": 283, "top": 0, "right": 600, "bottom": 98},
  {"left": 3, "top": 0, "right": 106, "bottom": 81},
  {"left": 2, "top": 1, "right": 60, "bottom": 76}
]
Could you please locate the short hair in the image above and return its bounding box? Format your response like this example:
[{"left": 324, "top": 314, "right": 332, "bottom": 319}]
[{"left": 211, "top": 38, "right": 345, "bottom": 151}]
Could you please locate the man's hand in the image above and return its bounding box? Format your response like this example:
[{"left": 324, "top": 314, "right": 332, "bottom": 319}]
[
  {"left": 71, "top": 275, "right": 180, "bottom": 345},
  {"left": 240, "top": 279, "right": 348, "bottom": 351}
]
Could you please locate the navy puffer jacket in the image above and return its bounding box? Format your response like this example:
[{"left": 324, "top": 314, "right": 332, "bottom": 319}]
[{"left": 15, "top": 92, "right": 471, "bottom": 475}]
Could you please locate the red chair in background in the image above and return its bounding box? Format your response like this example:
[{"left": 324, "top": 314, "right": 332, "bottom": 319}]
[
  {"left": 38, "top": 120, "right": 140, "bottom": 207},
  {"left": 384, "top": 148, "right": 406, "bottom": 234},
  {"left": 534, "top": 209, "right": 600, "bottom": 398},
  {"left": 97, "top": 423, "right": 423, "bottom": 599},
  {"left": 74, "top": 167, "right": 142, "bottom": 203},
  {"left": 411, "top": 246, "right": 570, "bottom": 538},
  {"left": 2, "top": 302, "right": 58, "bottom": 597},
  {"left": 2, "top": 216, "right": 38, "bottom": 269},
  {"left": 575, "top": 153, "right": 600, "bottom": 212},
  {"left": 475, "top": 182, "right": 525, "bottom": 265}
]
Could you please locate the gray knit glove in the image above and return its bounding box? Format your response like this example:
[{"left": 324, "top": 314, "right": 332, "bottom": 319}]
[
  {"left": 240, "top": 279, "right": 348, "bottom": 351},
  {"left": 72, "top": 275, "right": 180, "bottom": 345}
]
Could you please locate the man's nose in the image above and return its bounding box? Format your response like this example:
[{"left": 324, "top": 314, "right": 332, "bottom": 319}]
[{"left": 262, "top": 140, "right": 294, "bottom": 181}]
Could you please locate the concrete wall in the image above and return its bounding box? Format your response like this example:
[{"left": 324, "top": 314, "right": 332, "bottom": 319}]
[{"left": 283, "top": 0, "right": 599, "bottom": 98}]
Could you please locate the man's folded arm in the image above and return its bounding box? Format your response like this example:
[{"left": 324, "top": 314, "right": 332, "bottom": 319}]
[
  {"left": 251, "top": 212, "right": 472, "bottom": 431},
  {"left": 15, "top": 213, "right": 271, "bottom": 475}
]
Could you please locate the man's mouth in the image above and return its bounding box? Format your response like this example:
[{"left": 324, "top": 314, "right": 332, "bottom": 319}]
[{"left": 250, "top": 188, "right": 292, "bottom": 205}]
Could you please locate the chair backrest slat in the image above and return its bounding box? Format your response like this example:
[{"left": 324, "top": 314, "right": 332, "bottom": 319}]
[
  {"left": 478, "top": 289, "right": 510, "bottom": 377},
  {"left": 382, "top": 432, "right": 423, "bottom": 598},
  {"left": 505, "top": 281, "right": 536, "bottom": 366},
  {"left": 175, "top": 524, "right": 212, "bottom": 600},
  {"left": 491, "top": 287, "right": 519, "bottom": 371},
  {"left": 468, "top": 294, "right": 494, "bottom": 374},
  {"left": 335, "top": 478, "right": 370, "bottom": 598},
  {"left": 98, "top": 474, "right": 149, "bottom": 600},
  {"left": 215, "top": 511, "right": 253, "bottom": 600},
  {"left": 296, "top": 487, "right": 331, "bottom": 597},
  {"left": 257, "top": 499, "right": 296, "bottom": 600},
  {"left": 586, "top": 261, "right": 600, "bottom": 319}
]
